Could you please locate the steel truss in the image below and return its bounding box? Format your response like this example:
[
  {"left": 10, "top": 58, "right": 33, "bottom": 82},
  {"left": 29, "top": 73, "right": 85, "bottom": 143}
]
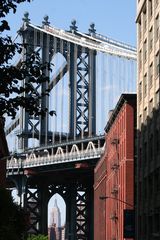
[
  {"left": 70, "top": 44, "right": 96, "bottom": 138},
  {"left": 15, "top": 180, "right": 94, "bottom": 239},
  {"left": 6, "top": 15, "right": 136, "bottom": 145},
  {"left": 17, "top": 17, "right": 97, "bottom": 149}
]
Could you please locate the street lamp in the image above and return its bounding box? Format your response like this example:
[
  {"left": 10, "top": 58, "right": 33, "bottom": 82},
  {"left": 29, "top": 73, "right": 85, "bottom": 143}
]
[
  {"left": 99, "top": 195, "right": 134, "bottom": 208},
  {"left": 100, "top": 195, "right": 135, "bottom": 239}
]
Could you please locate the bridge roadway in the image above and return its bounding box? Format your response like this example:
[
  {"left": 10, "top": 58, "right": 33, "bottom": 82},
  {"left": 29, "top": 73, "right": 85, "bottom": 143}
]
[
  {"left": 29, "top": 22, "right": 136, "bottom": 59},
  {"left": 7, "top": 135, "right": 105, "bottom": 184}
]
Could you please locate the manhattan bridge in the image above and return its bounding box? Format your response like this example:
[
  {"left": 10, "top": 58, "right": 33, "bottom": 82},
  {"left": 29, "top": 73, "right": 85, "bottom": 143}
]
[{"left": 5, "top": 13, "right": 136, "bottom": 240}]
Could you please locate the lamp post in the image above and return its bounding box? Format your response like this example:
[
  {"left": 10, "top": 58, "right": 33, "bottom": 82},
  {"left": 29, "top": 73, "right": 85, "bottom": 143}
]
[
  {"left": 100, "top": 195, "right": 135, "bottom": 239},
  {"left": 99, "top": 195, "right": 134, "bottom": 208}
]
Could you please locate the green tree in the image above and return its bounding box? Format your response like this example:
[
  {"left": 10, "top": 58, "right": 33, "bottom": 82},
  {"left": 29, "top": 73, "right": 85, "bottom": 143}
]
[
  {"left": 0, "top": 188, "right": 27, "bottom": 240},
  {"left": 27, "top": 235, "right": 48, "bottom": 240},
  {"left": 0, "top": 1, "right": 53, "bottom": 239},
  {"left": 0, "top": 0, "right": 54, "bottom": 119}
]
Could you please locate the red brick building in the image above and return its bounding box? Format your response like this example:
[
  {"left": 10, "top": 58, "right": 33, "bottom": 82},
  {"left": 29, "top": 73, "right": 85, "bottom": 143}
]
[
  {"left": 94, "top": 153, "right": 107, "bottom": 240},
  {"left": 94, "top": 93, "right": 136, "bottom": 240}
]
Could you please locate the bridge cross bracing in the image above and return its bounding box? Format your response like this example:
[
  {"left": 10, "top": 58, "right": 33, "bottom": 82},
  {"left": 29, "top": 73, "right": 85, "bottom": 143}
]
[
  {"left": 7, "top": 135, "right": 105, "bottom": 239},
  {"left": 6, "top": 17, "right": 136, "bottom": 152}
]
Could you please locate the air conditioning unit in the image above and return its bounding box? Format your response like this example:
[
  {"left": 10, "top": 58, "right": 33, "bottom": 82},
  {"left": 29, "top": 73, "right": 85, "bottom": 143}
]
[
  {"left": 111, "top": 186, "right": 118, "bottom": 195},
  {"left": 111, "top": 237, "right": 116, "bottom": 240},
  {"left": 111, "top": 162, "right": 119, "bottom": 170},
  {"left": 110, "top": 213, "right": 118, "bottom": 221},
  {"left": 111, "top": 138, "right": 119, "bottom": 145}
]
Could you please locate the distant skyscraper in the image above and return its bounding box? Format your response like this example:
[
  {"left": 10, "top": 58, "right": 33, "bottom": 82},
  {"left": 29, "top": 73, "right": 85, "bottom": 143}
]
[
  {"left": 49, "top": 199, "right": 62, "bottom": 240},
  {"left": 49, "top": 225, "right": 56, "bottom": 240},
  {"left": 50, "top": 199, "right": 61, "bottom": 228},
  {"left": 61, "top": 226, "right": 66, "bottom": 240}
]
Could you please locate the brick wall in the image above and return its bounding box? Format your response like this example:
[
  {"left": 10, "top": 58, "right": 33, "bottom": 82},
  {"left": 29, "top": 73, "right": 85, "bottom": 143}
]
[
  {"left": 94, "top": 94, "right": 136, "bottom": 240},
  {"left": 94, "top": 154, "right": 107, "bottom": 240}
]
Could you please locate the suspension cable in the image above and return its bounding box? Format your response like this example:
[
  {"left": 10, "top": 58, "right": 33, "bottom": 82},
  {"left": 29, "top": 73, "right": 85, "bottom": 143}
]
[
  {"left": 60, "top": 39, "right": 64, "bottom": 143},
  {"left": 66, "top": 41, "right": 70, "bottom": 143},
  {"left": 54, "top": 37, "right": 58, "bottom": 144}
]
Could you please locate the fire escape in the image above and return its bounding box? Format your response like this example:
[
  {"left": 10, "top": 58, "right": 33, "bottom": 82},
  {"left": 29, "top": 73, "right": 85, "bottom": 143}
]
[{"left": 110, "top": 138, "right": 119, "bottom": 240}]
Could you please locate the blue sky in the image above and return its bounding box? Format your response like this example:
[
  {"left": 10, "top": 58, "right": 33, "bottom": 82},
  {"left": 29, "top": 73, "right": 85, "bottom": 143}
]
[
  {"left": 7, "top": 0, "right": 136, "bottom": 47},
  {"left": 9, "top": 0, "right": 136, "bottom": 227}
]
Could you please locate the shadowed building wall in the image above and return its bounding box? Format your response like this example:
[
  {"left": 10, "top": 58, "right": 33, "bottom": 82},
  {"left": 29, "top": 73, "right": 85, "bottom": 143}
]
[{"left": 136, "top": 0, "right": 160, "bottom": 239}]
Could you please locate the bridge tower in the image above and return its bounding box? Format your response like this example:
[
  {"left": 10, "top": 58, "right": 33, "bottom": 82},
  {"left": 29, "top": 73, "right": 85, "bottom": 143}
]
[
  {"left": 9, "top": 13, "right": 98, "bottom": 240},
  {"left": 18, "top": 14, "right": 96, "bottom": 150}
]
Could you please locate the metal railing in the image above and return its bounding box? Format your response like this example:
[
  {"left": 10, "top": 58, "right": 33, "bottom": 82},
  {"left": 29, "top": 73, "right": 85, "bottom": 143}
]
[
  {"left": 28, "top": 23, "right": 137, "bottom": 60},
  {"left": 7, "top": 147, "right": 104, "bottom": 170}
]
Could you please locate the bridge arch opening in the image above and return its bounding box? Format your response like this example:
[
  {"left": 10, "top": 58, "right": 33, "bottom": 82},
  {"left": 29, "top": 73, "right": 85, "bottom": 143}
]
[
  {"left": 49, "top": 51, "right": 69, "bottom": 143},
  {"left": 50, "top": 52, "right": 67, "bottom": 80},
  {"left": 11, "top": 188, "right": 19, "bottom": 204},
  {"left": 48, "top": 193, "right": 66, "bottom": 238}
]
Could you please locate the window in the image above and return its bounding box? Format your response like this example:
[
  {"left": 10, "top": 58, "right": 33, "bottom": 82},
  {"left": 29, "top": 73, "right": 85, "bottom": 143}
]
[
  {"left": 143, "top": 6, "right": 147, "bottom": 33},
  {"left": 149, "top": 63, "right": 153, "bottom": 87},
  {"left": 144, "top": 39, "right": 147, "bottom": 62},
  {"left": 155, "top": 14, "right": 159, "bottom": 41},
  {"left": 156, "top": 129, "right": 160, "bottom": 154},
  {"left": 149, "top": 0, "right": 153, "bottom": 18},
  {"left": 139, "top": 50, "right": 142, "bottom": 69},
  {"left": 144, "top": 178, "right": 147, "bottom": 197},
  {"left": 148, "top": 215, "right": 153, "bottom": 237},
  {"left": 148, "top": 176, "right": 153, "bottom": 200},
  {"left": 139, "top": 147, "right": 142, "bottom": 170},
  {"left": 139, "top": 216, "right": 142, "bottom": 236},
  {"left": 139, "top": 82, "right": 142, "bottom": 101},
  {"left": 149, "top": 99, "right": 153, "bottom": 116},
  {"left": 155, "top": 212, "right": 160, "bottom": 234},
  {"left": 139, "top": 114, "right": 142, "bottom": 127},
  {"left": 155, "top": 51, "right": 160, "bottom": 76},
  {"left": 155, "top": 169, "right": 160, "bottom": 192},
  {"left": 144, "top": 74, "right": 147, "bottom": 96},
  {"left": 149, "top": 134, "right": 153, "bottom": 161},
  {"left": 138, "top": 18, "right": 142, "bottom": 41},
  {"left": 143, "top": 215, "right": 147, "bottom": 237},
  {"left": 149, "top": 27, "right": 153, "bottom": 52},
  {"left": 139, "top": 183, "right": 141, "bottom": 203},
  {"left": 156, "top": 90, "right": 160, "bottom": 107},
  {"left": 144, "top": 107, "right": 147, "bottom": 121},
  {"left": 155, "top": 0, "right": 159, "bottom": 8}
]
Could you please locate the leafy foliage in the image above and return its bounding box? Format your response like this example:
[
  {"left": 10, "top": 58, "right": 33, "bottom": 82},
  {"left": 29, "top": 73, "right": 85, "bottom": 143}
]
[
  {"left": 0, "top": 0, "right": 54, "bottom": 119},
  {"left": 27, "top": 235, "right": 48, "bottom": 240},
  {"left": 0, "top": 188, "right": 27, "bottom": 240},
  {"left": 0, "top": 1, "right": 31, "bottom": 18},
  {"left": 0, "top": 1, "right": 54, "bottom": 238}
]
